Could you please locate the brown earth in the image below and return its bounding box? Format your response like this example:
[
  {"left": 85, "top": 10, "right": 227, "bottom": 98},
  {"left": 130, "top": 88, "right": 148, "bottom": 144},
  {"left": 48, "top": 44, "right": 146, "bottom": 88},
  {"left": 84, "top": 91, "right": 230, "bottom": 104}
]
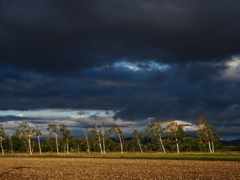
[{"left": 0, "top": 157, "right": 239, "bottom": 179}]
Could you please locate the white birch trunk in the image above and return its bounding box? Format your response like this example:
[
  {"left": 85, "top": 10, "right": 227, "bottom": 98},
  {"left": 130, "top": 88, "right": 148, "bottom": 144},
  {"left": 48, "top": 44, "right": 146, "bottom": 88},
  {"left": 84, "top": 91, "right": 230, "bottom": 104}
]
[
  {"left": 98, "top": 136, "right": 103, "bottom": 154},
  {"left": 66, "top": 141, "right": 69, "bottom": 154},
  {"left": 0, "top": 139, "right": 4, "bottom": 155},
  {"left": 137, "top": 136, "right": 143, "bottom": 153},
  {"left": 118, "top": 134, "right": 123, "bottom": 153},
  {"left": 176, "top": 138, "right": 179, "bottom": 153},
  {"left": 83, "top": 128, "right": 91, "bottom": 154},
  {"left": 159, "top": 135, "right": 166, "bottom": 153},
  {"left": 138, "top": 141, "right": 143, "bottom": 153},
  {"left": 77, "top": 144, "right": 80, "bottom": 154},
  {"left": 55, "top": 133, "right": 59, "bottom": 154},
  {"left": 10, "top": 137, "right": 13, "bottom": 155},
  {"left": 102, "top": 136, "right": 106, "bottom": 154},
  {"left": 94, "top": 124, "right": 103, "bottom": 154},
  {"left": 101, "top": 123, "right": 106, "bottom": 154},
  {"left": 211, "top": 141, "right": 214, "bottom": 153},
  {"left": 86, "top": 138, "right": 90, "bottom": 154},
  {"left": 176, "top": 143, "right": 179, "bottom": 153},
  {"left": 208, "top": 141, "right": 212, "bottom": 153},
  {"left": 28, "top": 136, "right": 32, "bottom": 155},
  {"left": 85, "top": 136, "right": 90, "bottom": 154},
  {"left": 37, "top": 136, "right": 42, "bottom": 155}
]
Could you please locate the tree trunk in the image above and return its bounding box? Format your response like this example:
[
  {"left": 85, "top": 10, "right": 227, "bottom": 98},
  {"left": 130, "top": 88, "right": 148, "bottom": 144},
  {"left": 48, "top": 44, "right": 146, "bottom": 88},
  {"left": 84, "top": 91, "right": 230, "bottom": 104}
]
[
  {"left": 137, "top": 136, "right": 143, "bottom": 153},
  {"left": 208, "top": 141, "right": 212, "bottom": 153},
  {"left": 86, "top": 138, "right": 90, "bottom": 154},
  {"left": 83, "top": 128, "right": 90, "bottom": 154},
  {"left": 118, "top": 134, "right": 123, "bottom": 153},
  {"left": 28, "top": 136, "right": 32, "bottom": 155},
  {"left": 55, "top": 133, "right": 59, "bottom": 154},
  {"left": 66, "top": 141, "right": 69, "bottom": 154},
  {"left": 101, "top": 123, "right": 106, "bottom": 154},
  {"left": 176, "top": 138, "right": 179, "bottom": 153},
  {"left": 138, "top": 142, "right": 143, "bottom": 153},
  {"left": 98, "top": 136, "right": 103, "bottom": 154},
  {"left": 159, "top": 137, "right": 166, "bottom": 153},
  {"left": 212, "top": 141, "right": 214, "bottom": 153},
  {"left": 9, "top": 137, "right": 13, "bottom": 155},
  {"left": 102, "top": 137, "right": 106, "bottom": 154},
  {"left": 77, "top": 144, "right": 80, "bottom": 154},
  {"left": 38, "top": 136, "right": 42, "bottom": 155},
  {"left": 0, "top": 139, "right": 4, "bottom": 155}
]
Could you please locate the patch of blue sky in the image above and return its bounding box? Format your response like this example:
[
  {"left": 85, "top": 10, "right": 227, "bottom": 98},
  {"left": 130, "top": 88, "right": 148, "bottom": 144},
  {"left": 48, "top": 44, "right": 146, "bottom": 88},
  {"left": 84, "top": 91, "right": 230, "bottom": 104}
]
[{"left": 114, "top": 60, "right": 169, "bottom": 71}]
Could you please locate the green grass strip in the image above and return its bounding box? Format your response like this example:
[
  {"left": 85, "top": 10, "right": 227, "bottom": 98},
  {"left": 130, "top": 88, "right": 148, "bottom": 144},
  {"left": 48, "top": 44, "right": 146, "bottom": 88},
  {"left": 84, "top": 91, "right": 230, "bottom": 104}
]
[{"left": 116, "top": 154, "right": 240, "bottom": 159}]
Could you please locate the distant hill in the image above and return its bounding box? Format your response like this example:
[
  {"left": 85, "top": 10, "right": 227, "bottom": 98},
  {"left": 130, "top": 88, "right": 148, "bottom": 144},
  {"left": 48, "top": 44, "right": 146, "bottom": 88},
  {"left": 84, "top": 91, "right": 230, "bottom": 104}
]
[{"left": 221, "top": 139, "right": 240, "bottom": 146}]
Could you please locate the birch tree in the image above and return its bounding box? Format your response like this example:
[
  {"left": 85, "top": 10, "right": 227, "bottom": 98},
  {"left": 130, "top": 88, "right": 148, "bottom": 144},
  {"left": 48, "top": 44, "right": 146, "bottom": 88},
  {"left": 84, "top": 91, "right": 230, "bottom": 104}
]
[
  {"left": 9, "top": 135, "right": 14, "bottom": 155},
  {"left": 91, "top": 122, "right": 103, "bottom": 154},
  {"left": 109, "top": 125, "right": 125, "bottom": 153},
  {"left": 132, "top": 129, "right": 144, "bottom": 153},
  {"left": 76, "top": 138, "right": 80, "bottom": 154},
  {"left": 145, "top": 121, "right": 166, "bottom": 153},
  {"left": 165, "top": 120, "right": 186, "bottom": 153},
  {"left": 0, "top": 124, "right": 6, "bottom": 155},
  {"left": 46, "top": 124, "right": 59, "bottom": 154},
  {"left": 32, "top": 125, "right": 42, "bottom": 155},
  {"left": 101, "top": 122, "right": 107, "bottom": 154},
  {"left": 82, "top": 127, "right": 91, "bottom": 154},
  {"left": 195, "top": 116, "right": 220, "bottom": 153},
  {"left": 207, "top": 124, "right": 220, "bottom": 153},
  {"left": 19, "top": 122, "right": 33, "bottom": 155},
  {"left": 59, "top": 123, "right": 71, "bottom": 154}
]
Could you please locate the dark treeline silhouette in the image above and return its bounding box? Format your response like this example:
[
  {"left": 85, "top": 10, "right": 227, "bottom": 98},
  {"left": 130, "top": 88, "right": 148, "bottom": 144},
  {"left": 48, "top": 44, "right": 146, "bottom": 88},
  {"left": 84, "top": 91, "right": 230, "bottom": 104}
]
[{"left": 0, "top": 116, "right": 239, "bottom": 155}]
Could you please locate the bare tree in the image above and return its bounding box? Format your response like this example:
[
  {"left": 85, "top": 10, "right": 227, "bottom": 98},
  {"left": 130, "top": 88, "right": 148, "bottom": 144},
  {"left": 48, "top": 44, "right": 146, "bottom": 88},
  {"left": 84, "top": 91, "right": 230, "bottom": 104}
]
[
  {"left": 32, "top": 125, "right": 42, "bottom": 155},
  {"left": 82, "top": 127, "right": 91, "bottom": 154},
  {"left": 109, "top": 125, "right": 125, "bottom": 154},
  {"left": 0, "top": 124, "right": 6, "bottom": 155},
  {"left": 132, "top": 129, "right": 144, "bottom": 153},
  {"left": 46, "top": 124, "right": 59, "bottom": 154},
  {"left": 59, "top": 123, "right": 71, "bottom": 154},
  {"left": 145, "top": 121, "right": 166, "bottom": 153},
  {"left": 19, "top": 122, "right": 33, "bottom": 155}
]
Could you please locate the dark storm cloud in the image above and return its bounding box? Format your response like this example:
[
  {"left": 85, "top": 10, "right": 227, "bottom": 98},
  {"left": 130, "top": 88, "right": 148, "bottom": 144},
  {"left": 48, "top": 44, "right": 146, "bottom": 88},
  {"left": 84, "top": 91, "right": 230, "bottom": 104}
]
[
  {"left": 1, "top": 62, "right": 239, "bottom": 123},
  {"left": 112, "top": 63, "right": 240, "bottom": 122},
  {"left": 1, "top": 0, "right": 240, "bottom": 76},
  {"left": 1, "top": 0, "right": 240, "bottom": 140}
]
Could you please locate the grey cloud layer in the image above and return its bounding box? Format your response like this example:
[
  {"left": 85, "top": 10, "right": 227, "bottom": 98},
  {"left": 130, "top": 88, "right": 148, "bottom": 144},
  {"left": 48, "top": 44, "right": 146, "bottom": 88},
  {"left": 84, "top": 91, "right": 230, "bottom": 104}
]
[
  {"left": 0, "top": 0, "right": 240, "bottom": 139},
  {"left": 1, "top": 63, "right": 240, "bottom": 123}
]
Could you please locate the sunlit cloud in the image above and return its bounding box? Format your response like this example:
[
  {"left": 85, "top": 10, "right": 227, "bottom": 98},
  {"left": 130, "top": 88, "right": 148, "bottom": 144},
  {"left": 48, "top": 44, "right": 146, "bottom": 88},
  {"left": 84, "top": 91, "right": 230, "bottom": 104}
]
[{"left": 219, "top": 56, "right": 240, "bottom": 82}]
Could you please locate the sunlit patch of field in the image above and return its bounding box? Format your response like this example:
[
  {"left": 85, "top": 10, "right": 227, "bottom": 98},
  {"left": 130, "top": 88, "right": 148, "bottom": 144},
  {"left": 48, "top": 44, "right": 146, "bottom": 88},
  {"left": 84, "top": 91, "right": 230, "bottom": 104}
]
[{"left": 0, "top": 157, "right": 239, "bottom": 179}]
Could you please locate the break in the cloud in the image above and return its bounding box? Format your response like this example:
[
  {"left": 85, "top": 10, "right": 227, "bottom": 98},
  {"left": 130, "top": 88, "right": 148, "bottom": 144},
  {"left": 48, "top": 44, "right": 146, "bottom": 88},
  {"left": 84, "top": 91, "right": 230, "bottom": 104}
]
[
  {"left": 219, "top": 57, "right": 240, "bottom": 82},
  {"left": 1, "top": 109, "right": 200, "bottom": 139},
  {"left": 0, "top": 110, "right": 138, "bottom": 137},
  {"left": 0, "top": 0, "right": 240, "bottom": 140}
]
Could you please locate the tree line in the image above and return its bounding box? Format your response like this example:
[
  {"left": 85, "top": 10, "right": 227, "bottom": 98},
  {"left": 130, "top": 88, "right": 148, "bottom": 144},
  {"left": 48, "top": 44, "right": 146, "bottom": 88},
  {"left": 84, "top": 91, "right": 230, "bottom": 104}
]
[{"left": 0, "top": 116, "right": 233, "bottom": 155}]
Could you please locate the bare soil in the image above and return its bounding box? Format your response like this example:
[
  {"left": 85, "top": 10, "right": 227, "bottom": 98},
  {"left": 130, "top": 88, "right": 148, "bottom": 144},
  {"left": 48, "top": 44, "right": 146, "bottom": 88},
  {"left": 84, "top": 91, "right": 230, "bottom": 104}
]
[{"left": 0, "top": 157, "right": 239, "bottom": 179}]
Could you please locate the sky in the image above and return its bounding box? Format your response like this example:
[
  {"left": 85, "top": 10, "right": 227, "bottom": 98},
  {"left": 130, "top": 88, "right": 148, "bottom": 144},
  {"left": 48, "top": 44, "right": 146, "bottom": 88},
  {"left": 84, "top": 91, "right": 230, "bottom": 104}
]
[{"left": 0, "top": 0, "right": 240, "bottom": 140}]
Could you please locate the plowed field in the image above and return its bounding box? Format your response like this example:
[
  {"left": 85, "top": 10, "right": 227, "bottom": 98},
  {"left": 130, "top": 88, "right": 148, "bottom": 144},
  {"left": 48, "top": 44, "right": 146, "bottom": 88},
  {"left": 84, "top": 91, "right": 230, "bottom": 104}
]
[{"left": 0, "top": 157, "right": 239, "bottom": 179}]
